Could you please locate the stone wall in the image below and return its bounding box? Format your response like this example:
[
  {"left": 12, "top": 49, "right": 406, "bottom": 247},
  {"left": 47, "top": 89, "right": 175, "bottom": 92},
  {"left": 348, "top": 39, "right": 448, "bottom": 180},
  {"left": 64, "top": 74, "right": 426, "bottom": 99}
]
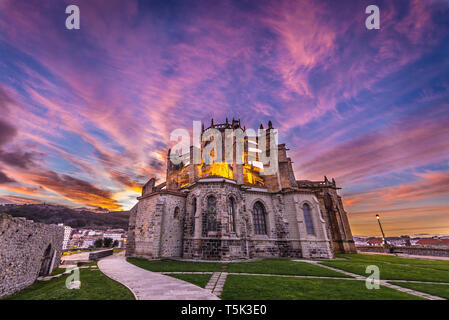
[
  {"left": 160, "top": 194, "right": 186, "bottom": 257},
  {"left": 312, "top": 187, "right": 356, "bottom": 254},
  {"left": 88, "top": 249, "right": 113, "bottom": 260},
  {"left": 183, "top": 180, "right": 247, "bottom": 260},
  {"left": 283, "top": 192, "right": 333, "bottom": 259},
  {"left": 126, "top": 191, "right": 186, "bottom": 259},
  {"left": 0, "top": 213, "right": 64, "bottom": 298},
  {"left": 127, "top": 177, "right": 336, "bottom": 261},
  {"left": 130, "top": 179, "right": 333, "bottom": 261},
  {"left": 126, "top": 194, "right": 160, "bottom": 258},
  {"left": 124, "top": 204, "right": 138, "bottom": 256}
]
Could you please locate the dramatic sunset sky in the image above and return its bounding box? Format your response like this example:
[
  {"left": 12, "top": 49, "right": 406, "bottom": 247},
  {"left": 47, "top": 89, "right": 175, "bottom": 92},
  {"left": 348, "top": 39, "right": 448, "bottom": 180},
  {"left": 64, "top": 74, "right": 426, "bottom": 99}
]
[{"left": 0, "top": 0, "right": 448, "bottom": 236}]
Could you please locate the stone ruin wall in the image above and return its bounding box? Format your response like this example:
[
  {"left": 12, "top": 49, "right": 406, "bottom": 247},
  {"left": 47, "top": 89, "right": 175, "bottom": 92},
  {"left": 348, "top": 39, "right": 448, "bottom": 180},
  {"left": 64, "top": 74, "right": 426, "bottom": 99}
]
[
  {"left": 0, "top": 213, "right": 64, "bottom": 298},
  {"left": 124, "top": 203, "right": 138, "bottom": 257}
]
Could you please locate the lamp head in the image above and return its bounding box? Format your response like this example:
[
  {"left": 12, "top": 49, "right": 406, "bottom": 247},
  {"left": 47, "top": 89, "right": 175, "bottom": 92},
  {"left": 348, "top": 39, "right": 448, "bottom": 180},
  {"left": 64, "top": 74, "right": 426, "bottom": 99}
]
[{"left": 376, "top": 214, "right": 380, "bottom": 220}]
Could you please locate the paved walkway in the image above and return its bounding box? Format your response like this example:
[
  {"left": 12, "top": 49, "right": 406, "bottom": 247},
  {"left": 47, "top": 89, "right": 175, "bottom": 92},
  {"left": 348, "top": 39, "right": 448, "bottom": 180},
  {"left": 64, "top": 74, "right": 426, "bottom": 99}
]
[
  {"left": 61, "top": 249, "right": 111, "bottom": 264},
  {"left": 98, "top": 253, "right": 219, "bottom": 300},
  {"left": 60, "top": 251, "right": 91, "bottom": 264},
  {"left": 205, "top": 272, "right": 221, "bottom": 292},
  {"left": 380, "top": 281, "right": 445, "bottom": 300},
  {"left": 205, "top": 272, "right": 227, "bottom": 296}
]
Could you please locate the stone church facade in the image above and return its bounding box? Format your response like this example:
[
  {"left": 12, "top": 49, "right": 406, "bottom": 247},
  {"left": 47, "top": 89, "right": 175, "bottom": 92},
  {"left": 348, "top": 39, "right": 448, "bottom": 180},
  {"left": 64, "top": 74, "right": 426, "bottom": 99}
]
[{"left": 127, "top": 119, "right": 356, "bottom": 260}]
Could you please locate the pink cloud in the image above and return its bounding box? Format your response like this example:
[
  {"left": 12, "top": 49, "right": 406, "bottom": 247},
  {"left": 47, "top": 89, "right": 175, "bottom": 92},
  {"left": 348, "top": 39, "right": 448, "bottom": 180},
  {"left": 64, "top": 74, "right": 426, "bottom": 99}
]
[
  {"left": 298, "top": 105, "right": 449, "bottom": 184},
  {"left": 0, "top": 0, "right": 448, "bottom": 219}
]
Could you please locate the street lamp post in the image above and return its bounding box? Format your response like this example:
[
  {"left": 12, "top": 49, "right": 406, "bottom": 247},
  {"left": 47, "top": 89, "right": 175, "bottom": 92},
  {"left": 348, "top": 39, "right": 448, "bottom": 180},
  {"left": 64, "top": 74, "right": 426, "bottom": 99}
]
[{"left": 376, "top": 214, "right": 388, "bottom": 247}]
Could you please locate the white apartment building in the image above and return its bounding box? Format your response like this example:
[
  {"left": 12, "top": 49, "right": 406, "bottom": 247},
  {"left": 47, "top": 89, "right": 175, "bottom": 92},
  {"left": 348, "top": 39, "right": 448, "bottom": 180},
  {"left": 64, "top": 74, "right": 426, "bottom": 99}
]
[
  {"left": 58, "top": 224, "right": 73, "bottom": 250},
  {"left": 103, "top": 233, "right": 123, "bottom": 242}
]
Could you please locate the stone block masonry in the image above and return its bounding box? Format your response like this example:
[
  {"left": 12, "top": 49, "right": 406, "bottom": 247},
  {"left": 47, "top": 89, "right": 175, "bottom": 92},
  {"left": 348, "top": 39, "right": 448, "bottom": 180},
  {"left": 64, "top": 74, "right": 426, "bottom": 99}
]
[{"left": 0, "top": 213, "right": 64, "bottom": 298}]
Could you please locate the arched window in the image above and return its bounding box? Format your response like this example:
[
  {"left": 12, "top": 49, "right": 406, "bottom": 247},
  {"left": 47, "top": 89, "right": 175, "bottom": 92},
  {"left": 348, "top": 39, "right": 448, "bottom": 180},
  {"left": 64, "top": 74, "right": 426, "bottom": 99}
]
[
  {"left": 253, "top": 201, "right": 267, "bottom": 235},
  {"left": 303, "top": 203, "right": 315, "bottom": 235},
  {"left": 228, "top": 197, "right": 236, "bottom": 233},
  {"left": 192, "top": 197, "right": 197, "bottom": 234},
  {"left": 174, "top": 207, "right": 180, "bottom": 219},
  {"left": 206, "top": 195, "right": 217, "bottom": 231}
]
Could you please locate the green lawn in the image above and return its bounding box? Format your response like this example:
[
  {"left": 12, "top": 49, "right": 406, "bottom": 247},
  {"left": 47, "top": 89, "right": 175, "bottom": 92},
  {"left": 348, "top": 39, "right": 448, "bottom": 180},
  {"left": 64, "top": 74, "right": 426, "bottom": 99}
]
[
  {"left": 77, "top": 261, "right": 98, "bottom": 267},
  {"left": 5, "top": 266, "right": 134, "bottom": 300},
  {"left": 337, "top": 254, "right": 449, "bottom": 271},
  {"left": 168, "top": 274, "right": 212, "bottom": 288},
  {"left": 127, "top": 258, "right": 349, "bottom": 277},
  {"left": 226, "top": 259, "right": 349, "bottom": 277},
  {"left": 221, "top": 275, "right": 423, "bottom": 300},
  {"left": 126, "top": 255, "right": 449, "bottom": 300},
  {"left": 49, "top": 267, "right": 67, "bottom": 276},
  {"left": 321, "top": 254, "right": 449, "bottom": 282},
  {"left": 390, "top": 282, "right": 449, "bottom": 299},
  {"left": 127, "top": 257, "right": 225, "bottom": 272}
]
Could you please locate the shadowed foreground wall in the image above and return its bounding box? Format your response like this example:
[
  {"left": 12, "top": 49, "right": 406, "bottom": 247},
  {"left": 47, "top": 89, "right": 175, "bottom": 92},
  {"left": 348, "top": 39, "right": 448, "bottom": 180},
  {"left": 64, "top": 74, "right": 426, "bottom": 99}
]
[{"left": 0, "top": 213, "right": 64, "bottom": 298}]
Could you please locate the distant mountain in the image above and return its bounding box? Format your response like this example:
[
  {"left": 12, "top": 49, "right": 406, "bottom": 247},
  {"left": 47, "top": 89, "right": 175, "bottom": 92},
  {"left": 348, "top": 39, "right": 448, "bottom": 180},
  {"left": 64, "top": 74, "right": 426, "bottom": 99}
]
[{"left": 0, "top": 204, "right": 130, "bottom": 230}]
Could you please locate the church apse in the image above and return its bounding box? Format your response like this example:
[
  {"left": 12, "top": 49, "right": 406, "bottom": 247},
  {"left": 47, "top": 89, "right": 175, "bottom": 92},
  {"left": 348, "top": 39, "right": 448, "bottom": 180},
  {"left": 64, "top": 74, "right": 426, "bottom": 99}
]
[{"left": 126, "top": 118, "right": 356, "bottom": 261}]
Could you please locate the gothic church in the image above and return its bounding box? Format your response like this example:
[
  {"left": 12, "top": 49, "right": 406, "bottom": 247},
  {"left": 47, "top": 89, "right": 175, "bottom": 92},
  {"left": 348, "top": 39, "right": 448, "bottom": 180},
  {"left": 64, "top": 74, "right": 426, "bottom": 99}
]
[{"left": 126, "top": 119, "right": 356, "bottom": 260}]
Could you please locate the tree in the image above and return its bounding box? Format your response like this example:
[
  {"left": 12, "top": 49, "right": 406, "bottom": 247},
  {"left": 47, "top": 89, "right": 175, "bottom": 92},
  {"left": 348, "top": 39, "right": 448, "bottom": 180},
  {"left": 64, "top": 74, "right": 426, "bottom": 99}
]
[
  {"left": 94, "top": 238, "right": 103, "bottom": 248},
  {"left": 75, "top": 219, "right": 87, "bottom": 227},
  {"left": 103, "top": 237, "right": 113, "bottom": 248}
]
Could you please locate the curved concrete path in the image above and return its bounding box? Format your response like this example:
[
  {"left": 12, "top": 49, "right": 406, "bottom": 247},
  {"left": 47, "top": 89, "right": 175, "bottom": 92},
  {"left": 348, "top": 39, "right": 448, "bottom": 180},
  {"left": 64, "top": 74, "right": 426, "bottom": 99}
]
[{"left": 98, "top": 253, "right": 219, "bottom": 300}]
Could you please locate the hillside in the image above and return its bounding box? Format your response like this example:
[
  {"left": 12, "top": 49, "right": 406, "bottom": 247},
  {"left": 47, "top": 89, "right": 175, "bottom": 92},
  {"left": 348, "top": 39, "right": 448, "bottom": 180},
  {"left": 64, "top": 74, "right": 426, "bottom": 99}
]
[{"left": 0, "top": 204, "right": 130, "bottom": 230}]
